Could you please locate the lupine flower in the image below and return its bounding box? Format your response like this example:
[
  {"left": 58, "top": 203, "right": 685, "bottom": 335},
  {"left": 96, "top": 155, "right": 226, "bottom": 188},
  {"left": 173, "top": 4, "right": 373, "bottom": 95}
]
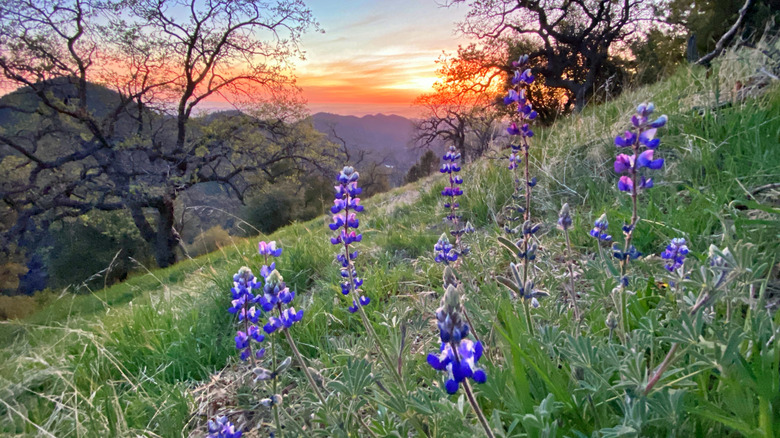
[
  {"left": 440, "top": 145, "right": 464, "bottom": 210},
  {"left": 207, "top": 416, "right": 242, "bottom": 438},
  {"left": 613, "top": 103, "right": 667, "bottom": 192},
  {"left": 557, "top": 203, "right": 572, "bottom": 231},
  {"left": 427, "top": 338, "right": 486, "bottom": 394},
  {"left": 427, "top": 267, "right": 486, "bottom": 394},
  {"left": 229, "top": 266, "right": 264, "bottom": 361},
  {"left": 613, "top": 244, "right": 641, "bottom": 261},
  {"left": 434, "top": 233, "right": 459, "bottom": 264},
  {"left": 434, "top": 271, "right": 469, "bottom": 343},
  {"left": 331, "top": 166, "right": 371, "bottom": 313},
  {"left": 440, "top": 145, "right": 473, "bottom": 255},
  {"left": 661, "top": 238, "right": 689, "bottom": 272},
  {"left": 258, "top": 241, "right": 283, "bottom": 258},
  {"left": 589, "top": 214, "right": 612, "bottom": 242},
  {"left": 259, "top": 269, "right": 303, "bottom": 334},
  {"left": 507, "top": 262, "right": 548, "bottom": 305},
  {"left": 348, "top": 295, "right": 371, "bottom": 313}
]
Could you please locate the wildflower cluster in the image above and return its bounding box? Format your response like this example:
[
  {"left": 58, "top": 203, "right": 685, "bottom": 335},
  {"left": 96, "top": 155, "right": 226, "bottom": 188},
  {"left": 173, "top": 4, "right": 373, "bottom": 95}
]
[
  {"left": 330, "top": 166, "right": 369, "bottom": 313},
  {"left": 434, "top": 233, "right": 458, "bottom": 265},
  {"left": 661, "top": 237, "right": 689, "bottom": 272},
  {"left": 427, "top": 266, "right": 486, "bottom": 394},
  {"left": 207, "top": 416, "right": 241, "bottom": 438}
]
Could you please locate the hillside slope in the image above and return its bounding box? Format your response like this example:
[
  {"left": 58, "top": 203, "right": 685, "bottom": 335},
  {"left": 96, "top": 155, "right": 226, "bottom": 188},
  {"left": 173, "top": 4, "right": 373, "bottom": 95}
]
[{"left": 1, "top": 64, "right": 779, "bottom": 437}]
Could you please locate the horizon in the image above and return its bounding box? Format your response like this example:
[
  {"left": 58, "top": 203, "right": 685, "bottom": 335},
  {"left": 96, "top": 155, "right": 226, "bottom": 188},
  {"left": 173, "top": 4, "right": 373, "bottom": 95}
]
[{"left": 0, "top": 1, "right": 472, "bottom": 119}]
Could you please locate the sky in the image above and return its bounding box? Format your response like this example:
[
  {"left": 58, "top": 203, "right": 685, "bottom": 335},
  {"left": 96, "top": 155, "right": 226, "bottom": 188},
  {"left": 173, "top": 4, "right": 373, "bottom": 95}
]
[{"left": 294, "top": 0, "right": 472, "bottom": 118}]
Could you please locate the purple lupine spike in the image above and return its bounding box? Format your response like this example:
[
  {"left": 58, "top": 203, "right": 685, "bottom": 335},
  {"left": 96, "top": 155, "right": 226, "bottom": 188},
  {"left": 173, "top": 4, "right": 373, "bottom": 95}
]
[
  {"left": 207, "top": 416, "right": 242, "bottom": 438},
  {"left": 331, "top": 166, "right": 372, "bottom": 312},
  {"left": 589, "top": 214, "right": 612, "bottom": 241},
  {"left": 661, "top": 237, "right": 689, "bottom": 272},
  {"left": 614, "top": 102, "right": 667, "bottom": 192},
  {"left": 229, "top": 266, "right": 265, "bottom": 361}
]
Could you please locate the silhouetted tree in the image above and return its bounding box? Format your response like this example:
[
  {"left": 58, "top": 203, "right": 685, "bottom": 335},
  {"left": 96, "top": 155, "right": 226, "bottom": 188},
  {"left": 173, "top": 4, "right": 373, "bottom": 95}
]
[
  {"left": 0, "top": 0, "right": 319, "bottom": 268},
  {"left": 447, "top": 0, "right": 657, "bottom": 111},
  {"left": 405, "top": 150, "right": 439, "bottom": 184}
]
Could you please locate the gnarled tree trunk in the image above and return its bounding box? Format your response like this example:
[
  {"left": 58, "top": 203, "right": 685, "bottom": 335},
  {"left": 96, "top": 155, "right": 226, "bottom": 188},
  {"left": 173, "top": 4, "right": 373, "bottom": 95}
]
[{"left": 129, "top": 195, "right": 180, "bottom": 268}]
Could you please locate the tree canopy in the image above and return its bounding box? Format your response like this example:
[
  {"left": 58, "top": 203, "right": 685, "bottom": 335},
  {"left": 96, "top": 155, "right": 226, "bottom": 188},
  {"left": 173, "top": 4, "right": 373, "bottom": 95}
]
[
  {"left": 446, "top": 0, "right": 656, "bottom": 111},
  {"left": 0, "top": 0, "right": 322, "bottom": 270}
]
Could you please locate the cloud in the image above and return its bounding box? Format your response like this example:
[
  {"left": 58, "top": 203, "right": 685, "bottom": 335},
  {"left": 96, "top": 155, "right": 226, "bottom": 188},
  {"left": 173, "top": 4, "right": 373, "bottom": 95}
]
[{"left": 294, "top": 0, "right": 472, "bottom": 115}]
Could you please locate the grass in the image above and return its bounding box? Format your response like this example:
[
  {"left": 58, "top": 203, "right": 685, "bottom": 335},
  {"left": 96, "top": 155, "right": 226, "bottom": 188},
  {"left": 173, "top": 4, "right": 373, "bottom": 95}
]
[{"left": 1, "top": 59, "right": 779, "bottom": 437}]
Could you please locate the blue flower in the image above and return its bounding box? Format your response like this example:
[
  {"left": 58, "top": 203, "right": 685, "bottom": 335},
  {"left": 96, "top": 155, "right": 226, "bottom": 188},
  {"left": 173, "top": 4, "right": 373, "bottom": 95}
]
[
  {"left": 427, "top": 339, "right": 486, "bottom": 394},
  {"left": 331, "top": 166, "right": 372, "bottom": 312},
  {"left": 661, "top": 237, "right": 689, "bottom": 271},
  {"left": 229, "top": 266, "right": 264, "bottom": 361},
  {"left": 434, "top": 233, "right": 459, "bottom": 264},
  {"left": 348, "top": 295, "right": 370, "bottom": 313},
  {"left": 589, "top": 214, "right": 612, "bottom": 241},
  {"left": 208, "top": 416, "right": 242, "bottom": 438},
  {"left": 614, "top": 103, "right": 667, "bottom": 192},
  {"left": 557, "top": 203, "right": 572, "bottom": 231},
  {"left": 258, "top": 241, "right": 282, "bottom": 258}
]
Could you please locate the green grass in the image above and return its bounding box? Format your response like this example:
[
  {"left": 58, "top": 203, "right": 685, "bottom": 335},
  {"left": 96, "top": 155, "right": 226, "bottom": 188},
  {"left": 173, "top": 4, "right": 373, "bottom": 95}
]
[{"left": 1, "top": 61, "right": 779, "bottom": 437}]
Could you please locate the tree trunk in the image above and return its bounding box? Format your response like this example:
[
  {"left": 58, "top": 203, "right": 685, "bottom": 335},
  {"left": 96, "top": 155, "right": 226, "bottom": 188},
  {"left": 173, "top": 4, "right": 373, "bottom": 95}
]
[
  {"left": 154, "top": 195, "right": 179, "bottom": 268},
  {"left": 573, "top": 85, "right": 587, "bottom": 113},
  {"left": 128, "top": 196, "right": 180, "bottom": 269}
]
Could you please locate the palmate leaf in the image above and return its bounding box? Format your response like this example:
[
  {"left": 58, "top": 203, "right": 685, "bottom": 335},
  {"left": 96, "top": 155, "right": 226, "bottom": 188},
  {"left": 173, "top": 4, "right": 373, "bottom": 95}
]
[{"left": 326, "top": 358, "right": 374, "bottom": 398}]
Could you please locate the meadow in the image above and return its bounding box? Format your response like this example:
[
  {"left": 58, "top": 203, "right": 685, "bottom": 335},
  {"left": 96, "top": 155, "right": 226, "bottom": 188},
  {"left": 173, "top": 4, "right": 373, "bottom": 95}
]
[{"left": 1, "top": 50, "right": 779, "bottom": 437}]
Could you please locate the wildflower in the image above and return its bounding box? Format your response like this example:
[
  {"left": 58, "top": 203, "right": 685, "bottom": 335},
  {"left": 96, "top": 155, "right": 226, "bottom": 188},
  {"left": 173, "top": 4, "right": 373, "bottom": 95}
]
[
  {"left": 613, "top": 103, "right": 667, "bottom": 192},
  {"left": 557, "top": 203, "right": 572, "bottom": 231},
  {"left": 434, "top": 233, "right": 459, "bottom": 265},
  {"left": 427, "top": 338, "right": 486, "bottom": 394},
  {"left": 613, "top": 244, "right": 641, "bottom": 261},
  {"left": 434, "top": 276, "right": 469, "bottom": 343},
  {"left": 260, "top": 269, "right": 303, "bottom": 334},
  {"left": 331, "top": 166, "right": 371, "bottom": 312},
  {"left": 441, "top": 145, "right": 464, "bottom": 211},
  {"left": 207, "top": 416, "right": 242, "bottom": 438},
  {"left": 661, "top": 238, "right": 689, "bottom": 272},
  {"left": 258, "top": 241, "right": 283, "bottom": 258},
  {"left": 428, "top": 269, "right": 486, "bottom": 394},
  {"left": 229, "top": 266, "right": 264, "bottom": 361},
  {"left": 589, "top": 214, "right": 612, "bottom": 242}
]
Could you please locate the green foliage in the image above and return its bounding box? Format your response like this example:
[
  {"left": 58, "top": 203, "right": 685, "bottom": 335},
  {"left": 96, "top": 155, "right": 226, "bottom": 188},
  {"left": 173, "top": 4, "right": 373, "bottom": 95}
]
[
  {"left": 47, "top": 211, "right": 153, "bottom": 290},
  {"left": 406, "top": 150, "right": 440, "bottom": 184}
]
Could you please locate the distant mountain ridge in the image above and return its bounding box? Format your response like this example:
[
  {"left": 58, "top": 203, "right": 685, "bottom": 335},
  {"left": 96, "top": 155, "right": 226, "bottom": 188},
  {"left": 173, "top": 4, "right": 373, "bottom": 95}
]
[{"left": 310, "top": 112, "right": 426, "bottom": 181}]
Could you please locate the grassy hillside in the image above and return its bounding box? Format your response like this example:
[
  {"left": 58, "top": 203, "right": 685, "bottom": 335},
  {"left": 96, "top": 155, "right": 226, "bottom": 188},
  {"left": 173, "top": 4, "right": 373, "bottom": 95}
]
[{"left": 1, "top": 61, "right": 779, "bottom": 437}]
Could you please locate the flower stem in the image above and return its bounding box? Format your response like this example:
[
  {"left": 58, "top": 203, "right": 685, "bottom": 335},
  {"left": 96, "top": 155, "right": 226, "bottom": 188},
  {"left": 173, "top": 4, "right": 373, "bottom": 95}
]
[
  {"left": 283, "top": 328, "right": 327, "bottom": 405},
  {"left": 463, "top": 380, "right": 494, "bottom": 438},
  {"left": 564, "top": 229, "right": 581, "bottom": 334},
  {"left": 643, "top": 342, "right": 678, "bottom": 395},
  {"left": 521, "top": 294, "right": 534, "bottom": 335},
  {"left": 645, "top": 287, "right": 712, "bottom": 395},
  {"left": 272, "top": 334, "right": 282, "bottom": 438}
]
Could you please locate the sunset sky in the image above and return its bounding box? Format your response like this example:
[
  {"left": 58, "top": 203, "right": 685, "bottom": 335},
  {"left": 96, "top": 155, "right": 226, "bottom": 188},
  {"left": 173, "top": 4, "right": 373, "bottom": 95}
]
[{"left": 296, "top": 0, "right": 471, "bottom": 118}]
